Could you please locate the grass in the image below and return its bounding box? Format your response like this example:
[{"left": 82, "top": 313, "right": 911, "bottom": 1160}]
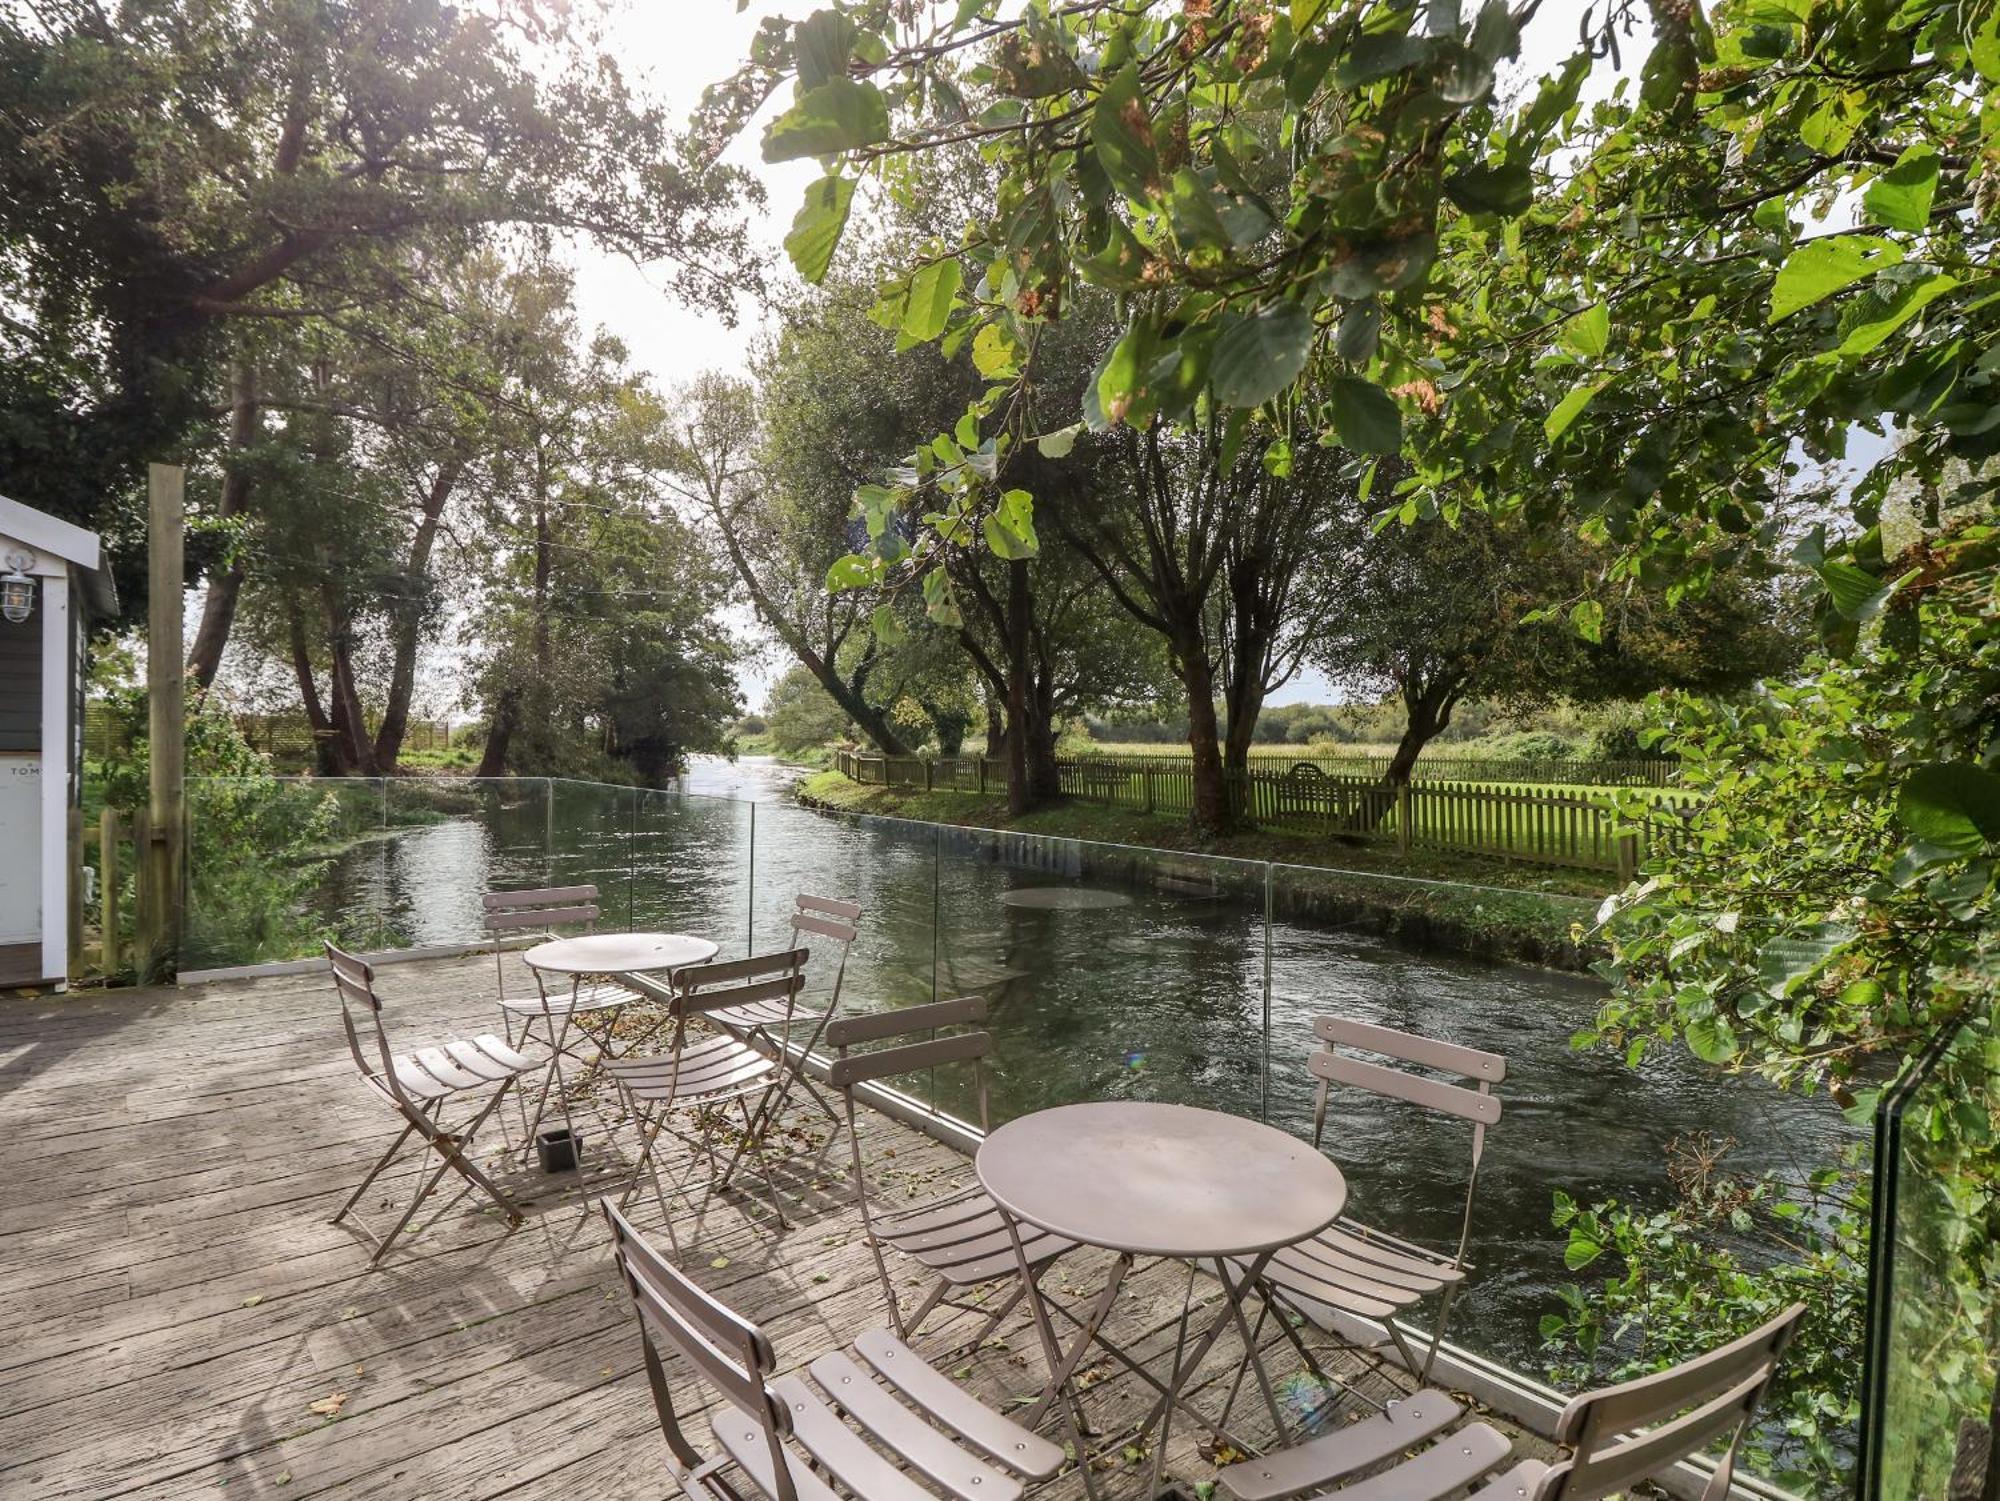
[{"left": 798, "top": 769, "right": 1607, "bottom": 972}]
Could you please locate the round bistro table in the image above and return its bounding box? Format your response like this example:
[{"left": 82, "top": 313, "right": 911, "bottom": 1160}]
[
  {"left": 514, "top": 932, "right": 720, "bottom": 1185},
  {"left": 978, "top": 1101, "right": 1348, "bottom": 1499}
]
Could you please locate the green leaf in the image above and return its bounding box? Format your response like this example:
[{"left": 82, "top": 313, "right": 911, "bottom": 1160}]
[
  {"left": 1897, "top": 763, "right": 2000, "bottom": 857},
  {"left": 971, "top": 323, "right": 1020, "bottom": 378},
  {"left": 1333, "top": 33, "right": 1429, "bottom": 88},
  {"left": 1570, "top": 598, "right": 1604, "bottom": 643},
  {"left": 1545, "top": 377, "right": 1607, "bottom": 441},
  {"left": 870, "top": 603, "right": 905, "bottom": 645},
  {"left": 825, "top": 553, "right": 878, "bottom": 590},
  {"left": 1837, "top": 273, "right": 1959, "bottom": 356},
  {"left": 900, "top": 259, "right": 963, "bottom": 343},
  {"left": 1325, "top": 375, "right": 1403, "bottom": 453},
  {"left": 1563, "top": 1231, "right": 1605, "bottom": 1270},
  {"left": 1561, "top": 302, "right": 1610, "bottom": 358},
  {"left": 794, "top": 9, "right": 859, "bottom": 89},
  {"left": 1335, "top": 301, "right": 1380, "bottom": 363},
  {"left": 1756, "top": 924, "right": 1857, "bottom": 999},
  {"left": 1211, "top": 304, "right": 1315, "bottom": 409},
  {"left": 1686, "top": 1016, "right": 1739, "bottom": 1064},
  {"left": 1769, "top": 236, "right": 1906, "bottom": 323},
  {"left": 981, "top": 487, "right": 1039, "bottom": 560},
  {"left": 1817, "top": 559, "right": 1896, "bottom": 621},
  {"left": 1862, "top": 145, "right": 1940, "bottom": 233},
  {"left": 1974, "top": 0, "right": 2000, "bottom": 80},
  {"left": 1092, "top": 65, "right": 1162, "bottom": 202},
  {"left": 1444, "top": 161, "right": 1533, "bottom": 216},
  {"left": 783, "top": 176, "right": 855, "bottom": 284},
  {"left": 1036, "top": 425, "right": 1079, "bottom": 459},
  {"left": 762, "top": 78, "right": 891, "bottom": 162},
  {"left": 1169, "top": 169, "right": 1231, "bottom": 252}
]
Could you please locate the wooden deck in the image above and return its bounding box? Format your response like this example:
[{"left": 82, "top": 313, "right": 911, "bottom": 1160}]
[{"left": 0, "top": 953, "right": 1543, "bottom": 1500}]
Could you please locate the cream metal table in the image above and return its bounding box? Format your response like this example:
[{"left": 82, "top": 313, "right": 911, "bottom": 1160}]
[
  {"left": 518, "top": 932, "right": 718, "bottom": 1180},
  {"left": 978, "top": 1101, "right": 1348, "bottom": 1500}
]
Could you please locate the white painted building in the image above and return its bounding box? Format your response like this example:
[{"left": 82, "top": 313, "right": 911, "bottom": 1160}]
[{"left": 0, "top": 496, "right": 117, "bottom": 988}]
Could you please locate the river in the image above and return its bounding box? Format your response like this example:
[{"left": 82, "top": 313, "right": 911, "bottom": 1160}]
[{"left": 287, "top": 755, "right": 1858, "bottom": 1381}]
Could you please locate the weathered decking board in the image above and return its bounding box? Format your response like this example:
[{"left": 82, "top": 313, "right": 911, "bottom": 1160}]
[{"left": 0, "top": 953, "right": 1543, "bottom": 1500}]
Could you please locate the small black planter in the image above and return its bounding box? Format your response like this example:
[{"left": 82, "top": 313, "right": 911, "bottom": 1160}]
[{"left": 536, "top": 1127, "right": 581, "bottom": 1174}]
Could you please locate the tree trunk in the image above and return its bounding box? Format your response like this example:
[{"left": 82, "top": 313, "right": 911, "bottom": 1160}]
[
  {"left": 187, "top": 358, "right": 259, "bottom": 689},
  {"left": 1026, "top": 663, "right": 1063, "bottom": 802},
  {"left": 477, "top": 689, "right": 518, "bottom": 778},
  {"left": 287, "top": 604, "right": 343, "bottom": 778},
  {"left": 322, "top": 585, "right": 380, "bottom": 776},
  {"left": 983, "top": 696, "right": 1005, "bottom": 758},
  {"left": 1003, "top": 562, "right": 1033, "bottom": 816},
  {"left": 373, "top": 461, "right": 459, "bottom": 769},
  {"left": 1180, "top": 646, "right": 1229, "bottom": 834},
  {"left": 1386, "top": 681, "right": 1459, "bottom": 784}
]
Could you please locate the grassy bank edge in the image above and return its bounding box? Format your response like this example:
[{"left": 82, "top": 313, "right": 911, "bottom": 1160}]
[{"left": 797, "top": 769, "right": 1608, "bottom": 975}]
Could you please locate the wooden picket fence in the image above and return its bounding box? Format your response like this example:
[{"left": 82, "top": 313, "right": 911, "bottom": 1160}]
[{"left": 835, "top": 750, "right": 1694, "bottom": 876}]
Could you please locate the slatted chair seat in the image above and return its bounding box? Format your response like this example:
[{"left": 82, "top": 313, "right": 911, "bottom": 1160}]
[
  {"left": 1214, "top": 1303, "right": 1806, "bottom": 1501},
  {"left": 327, "top": 944, "right": 539, "bottom": 1264},
  {"left": 608, "top": 1035, "right": 779, "bottom": 1107},
  {"left": 876, "top": 1193, "right": 1077, "bottom": 1287},
  {"left": 606, "top": 1205, "right": 1064, "bottom": 1501},
  {"left": 824, "top": 999, "right": 1078, "bottom": 1351},
  {"left": 497, "top": 979, "right": 635, "bottom": 1018}
]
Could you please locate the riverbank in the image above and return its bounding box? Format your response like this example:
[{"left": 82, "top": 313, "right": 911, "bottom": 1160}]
[{"left": 798, "top": 769, "right": 1607, "bottom": 972}]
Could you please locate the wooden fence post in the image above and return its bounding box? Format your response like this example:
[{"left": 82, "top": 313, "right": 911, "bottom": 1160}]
[
  {"left": 1616, "top": 831, "right": 1639, "bottom": 884},
  {"left": 923, "top": 759, "right": 934, "bottom": 793},
  {"left": 1142, "top": 767, "right": 1154, "bottom": 814},
  {"left": 977, "top": 757, "right": 988, "bottom": 795},
  {"left": 139, "top": 463, "right": 185, "bottom": 984},
  {"left": 1395, "top": 782, "right": 1411, "bottom": 855},
  {"left": 99, "top": 808, "right": 122, "bottom": 974}
]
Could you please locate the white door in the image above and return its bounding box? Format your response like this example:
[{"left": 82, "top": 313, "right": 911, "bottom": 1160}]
[{"left": 0, "top": 756, "right": 40, "bottom": 945}]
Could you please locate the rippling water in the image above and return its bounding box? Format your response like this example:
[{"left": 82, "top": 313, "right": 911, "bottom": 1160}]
[{"left": 305, "top": 757, "right": 1857, "bottom": 1377}]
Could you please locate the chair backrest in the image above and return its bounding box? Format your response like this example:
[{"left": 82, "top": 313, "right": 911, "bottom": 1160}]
[
  {"left": 482, "top": 885, "right": 600, "bottom": 999},
  {"left": 1308, "top": 1016, "right": 1506, "bottom": 1267},
  {"left": 326, "top": 941, "right": 407, "bottom": 1105},
  {"left": 788, "top": 892, "right": 861, "bottom": 1018},
  {"left": 1534, "top": 1303, "right": 1806, "bottom": 1501},
  {"left": 823, "top": 996, "right": 991, "bottom": 1337},
  {"left": 603, "top": 1202, "right": 795, "bottom": 1498}
]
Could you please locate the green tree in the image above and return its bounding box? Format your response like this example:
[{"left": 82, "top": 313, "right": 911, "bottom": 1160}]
[
  {"left": 1310, "top": 507, "right": 1802, "bottom": 783},
  {"left": 1, "top": 0, "right": 757, "bottom": 617}
]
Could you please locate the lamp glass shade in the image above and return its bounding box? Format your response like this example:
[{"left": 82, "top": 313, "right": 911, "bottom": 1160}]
[{"left": 0, "top": 570, "right": 32, "bottom": 624}]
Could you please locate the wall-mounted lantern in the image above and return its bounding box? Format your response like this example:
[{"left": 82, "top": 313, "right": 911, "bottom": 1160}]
[{"left": 0, "top": 551, "right": 34, "bottom": 624}]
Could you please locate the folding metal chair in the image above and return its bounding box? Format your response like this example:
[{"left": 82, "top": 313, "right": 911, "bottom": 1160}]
[
  {"left": 711, "top": 893, "right": 861, "bottom": 1127},
  {"left": 483, "top": 883, "right": 639, "bottom": 1163},
  {"left": 326, "top": 942, "right": 540, "bottom": 1264},
  {"left": 1212, "top": 1302, "right": 1804, "bottom": 1501},
  {"left": 1235, "top": 1017, "right": 1506, "bottom": 1399},
  {"left": 824, "top": 997, "right": 1078, "bottom": 1351},
  {"left": 484, "top": 883, "right": 637, "bottom": 1057},
  {"left": 605, "top": 949, "right": 808, "bottom": 1244},
  {"left": 604, "top": 1202, "right": 1064, "bottom": 1501}
]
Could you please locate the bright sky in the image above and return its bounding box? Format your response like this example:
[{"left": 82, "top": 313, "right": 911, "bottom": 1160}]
[{"left": 565, "top": 0, "right": 1648, "bottom": 712}]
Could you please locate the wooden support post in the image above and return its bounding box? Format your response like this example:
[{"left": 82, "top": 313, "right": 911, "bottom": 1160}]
[
  {"left": 140, "top": 463, "right": 185, "bottom": 984},
  {"left": 66, "top": 806, "right": 84, "bottom": 979},
  {"left": 977, "top": 756, "right": 987, "bottom": 795},
  {"left": 100, "top": 808, "right": 122, "bottom": 974},
  {"left": 1395, "top": 782, "right": 1411, "bottom": 855},
  {"left": 924, "top": 759, "right": 934, "bottom": 793},
  {"left": 1616, "top": 831, "right": 1639, "bottom": 885}
]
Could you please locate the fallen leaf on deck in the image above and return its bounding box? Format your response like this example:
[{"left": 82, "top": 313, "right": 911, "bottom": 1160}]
[
  {"left": 241, "top": 1295, "right": 264, "bottom": 1308},
  {"left": 710, "top": 1256, "right": 730, "bottom": 1269},
  {"left": 308, "top": 1392, "right": 347, "bottom": 1418}
]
